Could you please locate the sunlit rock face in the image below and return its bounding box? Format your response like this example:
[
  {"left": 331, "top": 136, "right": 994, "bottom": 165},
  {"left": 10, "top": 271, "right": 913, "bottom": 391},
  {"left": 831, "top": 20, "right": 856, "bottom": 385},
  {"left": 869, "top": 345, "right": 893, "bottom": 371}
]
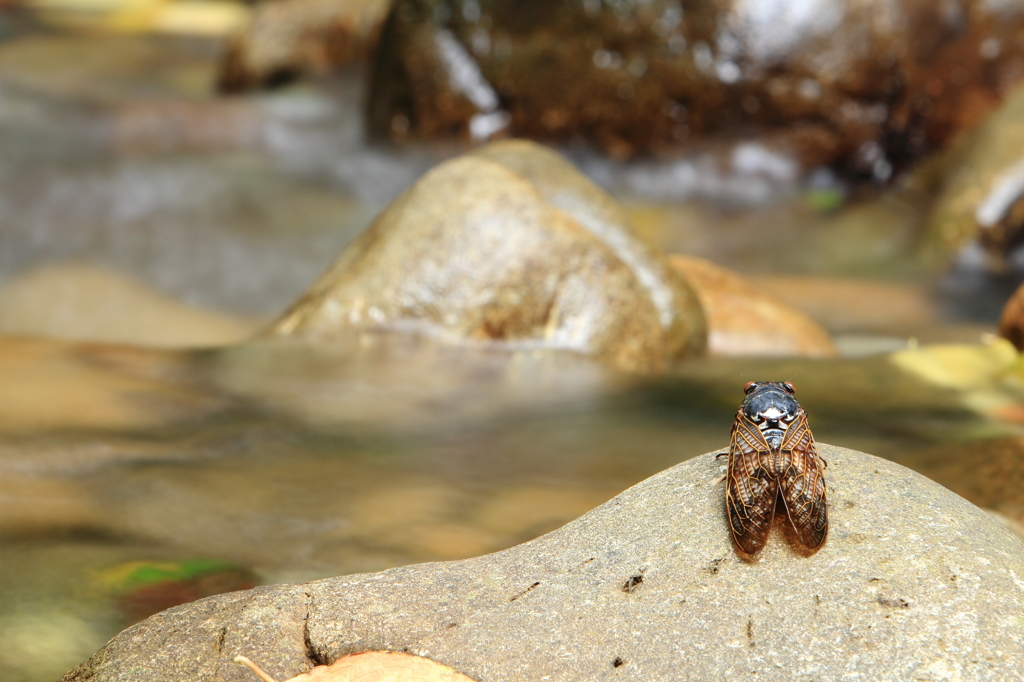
[
  {"left": 269, "top": 140, "right": 706, "bottom": 373},
  {"left": 369, "top": 0, "right": 1024, "bottom": 173},
  {"left": 60, "top": 446, "right": 1024, "bottom": 682}
]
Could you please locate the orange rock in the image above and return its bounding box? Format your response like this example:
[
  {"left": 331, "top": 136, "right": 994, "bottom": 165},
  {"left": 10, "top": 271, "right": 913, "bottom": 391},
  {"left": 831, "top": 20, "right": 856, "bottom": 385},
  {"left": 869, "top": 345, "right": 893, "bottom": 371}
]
[
  {"left": 669, "top": 255, "right": 837, "bottom": 357},
  {"left": 999, "top": 281, "right": 1024, "bottom": 351}
]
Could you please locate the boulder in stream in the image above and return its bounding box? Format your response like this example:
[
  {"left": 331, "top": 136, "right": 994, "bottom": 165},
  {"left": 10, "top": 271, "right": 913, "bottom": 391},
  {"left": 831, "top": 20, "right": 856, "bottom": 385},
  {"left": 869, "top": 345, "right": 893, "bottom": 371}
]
[
  {"left": 61, "top": 444, "right": 1024, "bottom": 682},
  {"left": 270, "top": 140, "right": 706, "bottom": 373}
]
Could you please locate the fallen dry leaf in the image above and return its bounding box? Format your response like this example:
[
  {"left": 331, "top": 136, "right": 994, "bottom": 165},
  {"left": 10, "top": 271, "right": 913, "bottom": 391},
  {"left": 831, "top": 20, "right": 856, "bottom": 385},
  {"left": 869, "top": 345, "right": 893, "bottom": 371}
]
[{"left": 236, "top": 651, "right": 479, "bottom": 682}]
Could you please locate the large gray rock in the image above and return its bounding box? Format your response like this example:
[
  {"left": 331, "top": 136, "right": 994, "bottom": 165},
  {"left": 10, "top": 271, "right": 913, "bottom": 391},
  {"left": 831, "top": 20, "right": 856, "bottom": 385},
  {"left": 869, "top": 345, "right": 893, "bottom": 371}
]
[{"left": 62, "top": 444, "right": 1024, "bottom": 682}]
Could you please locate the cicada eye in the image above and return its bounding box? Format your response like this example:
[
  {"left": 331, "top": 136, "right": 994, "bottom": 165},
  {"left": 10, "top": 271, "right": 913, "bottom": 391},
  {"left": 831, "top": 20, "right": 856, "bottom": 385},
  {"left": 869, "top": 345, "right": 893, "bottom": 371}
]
[
  {"left": 744, "top": 381, "right": 758, "bottom": 394},
  {"left": 783, "top": 382, "right": 795, "bottom": 394}
]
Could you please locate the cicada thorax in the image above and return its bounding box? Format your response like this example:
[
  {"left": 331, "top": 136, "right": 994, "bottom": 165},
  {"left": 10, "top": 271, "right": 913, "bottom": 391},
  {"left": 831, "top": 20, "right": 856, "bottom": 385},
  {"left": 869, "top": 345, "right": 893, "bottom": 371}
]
[{"left": 724, "top": 382, "right": 828, "bottom": 559}]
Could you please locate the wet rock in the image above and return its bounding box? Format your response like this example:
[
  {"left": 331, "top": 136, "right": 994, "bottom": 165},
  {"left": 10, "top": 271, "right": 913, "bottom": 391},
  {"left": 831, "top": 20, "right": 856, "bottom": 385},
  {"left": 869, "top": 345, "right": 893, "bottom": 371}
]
[
  {"left": 369, "top": 0, "right": 1024, "bottom": 170},
  {"left": 922, "top": 83, "right": 1024, "bottom": 268},
  {"left": 669, "top": 255, "right": 836, "bottom": 357},
  {"left": 61, "top": 444, "right": 1024, "bottom": 682},
  {"left": 0, "top": 263, "right": 261, "bottom": 347},
  {"left": 270, "top": 140, "right": 706, "bottom": 373},
  {"left": 219, "top": 0, "right": 391, "bottom": 91}
]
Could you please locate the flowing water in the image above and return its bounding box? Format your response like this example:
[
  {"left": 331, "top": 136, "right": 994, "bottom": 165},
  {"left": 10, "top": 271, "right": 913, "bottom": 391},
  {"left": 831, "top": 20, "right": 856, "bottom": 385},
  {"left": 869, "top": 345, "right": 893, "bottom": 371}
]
[{"left": 0, "top": 31, "right": 1021, "bottom": 682}]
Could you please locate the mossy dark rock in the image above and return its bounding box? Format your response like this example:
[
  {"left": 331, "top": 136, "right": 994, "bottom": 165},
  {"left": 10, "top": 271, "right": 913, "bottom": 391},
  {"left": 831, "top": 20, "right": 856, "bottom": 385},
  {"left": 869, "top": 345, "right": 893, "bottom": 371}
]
[
  {"left": 270, "top": 140, "right": 706, "bottom": 373},
  {"left": 369, "top": 0, "right": 1024, "bottom": 169},
  {"left": 62, "top": 445, "right": 1024, "bottom": 682}
]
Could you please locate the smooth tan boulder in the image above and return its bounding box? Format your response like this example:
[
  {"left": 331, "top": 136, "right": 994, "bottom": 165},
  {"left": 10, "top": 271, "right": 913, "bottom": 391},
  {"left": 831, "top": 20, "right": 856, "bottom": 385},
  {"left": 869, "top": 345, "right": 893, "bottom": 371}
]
[{"left": 271, "top": 142, "right": 706, "bottom": 373}]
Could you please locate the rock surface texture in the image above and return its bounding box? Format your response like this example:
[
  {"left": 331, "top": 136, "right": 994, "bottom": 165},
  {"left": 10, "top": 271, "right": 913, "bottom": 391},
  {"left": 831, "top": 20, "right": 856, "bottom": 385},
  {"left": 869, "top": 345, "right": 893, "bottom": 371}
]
[
  {"left": 270, "top": 140, "right": 706, "bottom": 373},
  {"left": 62, "top": 444, "right": 1024, "bottom": 682}
]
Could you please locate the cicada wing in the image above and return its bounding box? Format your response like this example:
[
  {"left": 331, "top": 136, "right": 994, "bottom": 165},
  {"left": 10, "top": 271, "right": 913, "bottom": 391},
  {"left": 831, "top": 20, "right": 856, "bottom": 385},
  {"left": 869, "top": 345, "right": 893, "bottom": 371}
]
[
  {"left": 779, "top": 412, "right": 828, "bottom": 552},
  {"left": 725, "top": 413, "right": 778, "bottom": 557}
]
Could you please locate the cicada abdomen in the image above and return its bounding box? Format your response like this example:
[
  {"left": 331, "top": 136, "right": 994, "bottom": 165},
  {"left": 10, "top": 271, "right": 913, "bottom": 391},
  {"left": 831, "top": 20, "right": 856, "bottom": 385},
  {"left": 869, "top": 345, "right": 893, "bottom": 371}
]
[{"left": 724, "top": 381, "right": 828, "bottom": 559}]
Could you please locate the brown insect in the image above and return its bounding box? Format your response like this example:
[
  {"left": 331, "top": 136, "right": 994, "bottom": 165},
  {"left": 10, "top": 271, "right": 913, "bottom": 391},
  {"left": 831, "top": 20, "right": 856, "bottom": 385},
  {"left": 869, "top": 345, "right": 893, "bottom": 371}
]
[{"left": 721, "top": 381, "right": 828, "bottom": 559}]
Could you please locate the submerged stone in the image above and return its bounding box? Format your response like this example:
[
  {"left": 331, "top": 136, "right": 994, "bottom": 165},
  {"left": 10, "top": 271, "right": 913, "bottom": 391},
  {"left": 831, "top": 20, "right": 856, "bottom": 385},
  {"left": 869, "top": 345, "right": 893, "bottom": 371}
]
[{"left": 62, "top": 445, "right": 1024, "bottom": 682}]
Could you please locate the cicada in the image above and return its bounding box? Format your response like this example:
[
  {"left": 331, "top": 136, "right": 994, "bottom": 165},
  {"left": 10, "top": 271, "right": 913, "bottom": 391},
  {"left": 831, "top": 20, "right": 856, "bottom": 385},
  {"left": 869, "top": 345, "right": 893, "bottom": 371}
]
[{"left": 723, "top": 381, "right": 828, "bottom": 559}]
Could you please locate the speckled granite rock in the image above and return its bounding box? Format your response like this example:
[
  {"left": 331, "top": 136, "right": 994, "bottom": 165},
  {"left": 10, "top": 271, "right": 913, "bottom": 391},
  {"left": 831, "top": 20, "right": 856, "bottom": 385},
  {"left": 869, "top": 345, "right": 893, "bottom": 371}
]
[
  {"left": 62, "top": 444, "right": 1024, "bottom": 682},
  {"left": 270, "top": 140, "right": 706, "bottom": 373}
]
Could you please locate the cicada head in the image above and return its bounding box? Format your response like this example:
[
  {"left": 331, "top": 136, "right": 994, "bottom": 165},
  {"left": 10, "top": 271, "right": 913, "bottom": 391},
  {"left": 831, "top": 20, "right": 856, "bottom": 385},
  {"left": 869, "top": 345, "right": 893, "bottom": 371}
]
[{"left": 741, "top": 382, "right": 802, "bottom": 449}]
